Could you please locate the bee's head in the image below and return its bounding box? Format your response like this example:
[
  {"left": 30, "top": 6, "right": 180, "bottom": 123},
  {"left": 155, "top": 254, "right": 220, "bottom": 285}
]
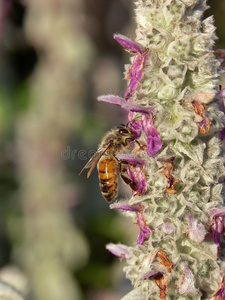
[{"left": 116, "top": 125, "right": 136, "bottom": 145}]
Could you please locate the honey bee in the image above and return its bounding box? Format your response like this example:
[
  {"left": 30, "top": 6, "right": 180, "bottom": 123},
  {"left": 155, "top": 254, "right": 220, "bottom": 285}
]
[{"left": 79, "top": 125, "right": 139, "bottom": 202}]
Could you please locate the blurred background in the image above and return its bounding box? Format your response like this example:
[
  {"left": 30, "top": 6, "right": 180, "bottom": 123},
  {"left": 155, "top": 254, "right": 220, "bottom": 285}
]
[{"left": 0, "top": 0, "right": 224, "bottom": 299}]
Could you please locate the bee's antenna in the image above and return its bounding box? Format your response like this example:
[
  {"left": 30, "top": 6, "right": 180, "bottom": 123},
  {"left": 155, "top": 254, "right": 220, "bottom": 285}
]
[{"left": 126, "top": 117, "right": 140, "bottom": 126}]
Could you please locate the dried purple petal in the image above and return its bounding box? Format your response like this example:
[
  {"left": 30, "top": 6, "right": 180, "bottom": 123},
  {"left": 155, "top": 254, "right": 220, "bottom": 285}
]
[
  {"left": 127, "top": 164, "right": 147, "bottom": 196},
  {"left": 157, "top": 250, "right": 174, "bottom": 273},
  {"left": 114, "top": 34, "right": 143, "bottom": 55},
  {"left": 141, "top": 271, "right": 168, "bottom": 300},
  {"left": 197, "top": 117, "right": 211, "bottom": 134},
  {"left": 213, "top": 274, "right": 225, "bottom": 299},
  {"left": 216, "top": 49, "right": 225, "bottom": 68},
  {"left": 106, "top": 243, "right": 131, "bottom": 259},
  {"left": 209, "top": 216, "right": 225, "bottom": 247},
  {"left": 142, "top": 114, "right": 163, "bottom": 157},
  {"left": 208, "top": 208, "right": 225, "bottom": 247},
  {"left": 190, "top": 91, "right": 215, "bottom": 104},
  {"left": 187, "top": 214, "right": 206, "bottom": 243},
  {"left": 136, "top": 209, "right": 152, "bottom": 244}
]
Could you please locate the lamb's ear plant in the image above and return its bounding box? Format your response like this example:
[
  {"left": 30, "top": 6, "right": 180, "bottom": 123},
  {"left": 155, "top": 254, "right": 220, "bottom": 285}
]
[{"left": 99, "top": 0, "right": 225, "bottom": 299}]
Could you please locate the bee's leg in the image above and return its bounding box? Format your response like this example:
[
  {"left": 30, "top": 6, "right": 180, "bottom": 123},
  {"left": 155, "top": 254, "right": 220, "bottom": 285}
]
[
  {"left": 134, "top": 140, "right": 147, "bottom": 151},
  {"left": 118, "top": 161, "right": 139, "bottom": 192},
  {"left": 158, "top": 165, "right": 164, "bottom": 174},
  {"left": 120, "top": 173, "right": 139, "bottom": 192}
]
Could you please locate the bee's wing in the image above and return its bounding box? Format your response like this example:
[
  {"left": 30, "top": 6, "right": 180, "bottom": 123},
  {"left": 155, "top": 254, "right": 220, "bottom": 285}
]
[{"left": 79, "top": 142, "right": 112, "bottom": 178}]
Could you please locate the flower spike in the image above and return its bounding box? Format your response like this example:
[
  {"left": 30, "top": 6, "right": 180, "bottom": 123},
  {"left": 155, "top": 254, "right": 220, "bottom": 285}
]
[{"left": 96, "top": 1, "right": 225, "bottom": 298}]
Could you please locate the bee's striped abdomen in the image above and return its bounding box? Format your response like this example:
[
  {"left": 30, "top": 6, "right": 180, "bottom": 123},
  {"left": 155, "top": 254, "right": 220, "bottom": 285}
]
[{"left": 98, "top": 157, "right": 118, "bottom": 202}]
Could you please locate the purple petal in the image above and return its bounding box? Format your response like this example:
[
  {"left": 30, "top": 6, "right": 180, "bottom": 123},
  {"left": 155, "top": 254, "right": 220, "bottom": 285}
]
[
  {"left": 110, "top": 203, "right": 142, "bottom": 212},
  {"left": 162, "top": 223, "right": 174, "bottom": 234},
  {"left": 127, "top": 111, "right": 143, "bottom": 139},
  {"left": 178, "top": 264, "right": 197, "bottom": 295},
  {"left": 213, "top": 274, "right": 225, "bottom": 299},
  {"left": 208, "top": 210, "right": 225, "bottom": 247},
  {"left": 97, "top": 94, "right": 126, "bottom": 106},
  {"left": 128, "top": 116, "right": 143, "bottom": 139},
  {"left": 209, "top": 216, "right": 225, "bottom": 247},
  {"left": 141, "top": 271, "right": 164, "bottom": 281},
  {"left": 187, "top": 214, "right": 206, "bottom": 243},
  {"left": 127, "top": 165, "right": 147, "bottom": 196},
  {"left": 211, "top": 207, "right": 225, "bottom": 218},
  {"left": 142, "top": 115, "right": 163, "bottom": 157},
  {"left": 128, "top": 55, "right": 145, "bottom": 81},
  {"left": 216, "top": 49, "right": 225, "bottom": 59},
  {"left": 114, "top": 33, "right": 143, "bottom": 55},
  {"left": 124, "top": 55, "right": 146, "bottom": 99},
  {"left": 97, "top": 94, "right": 153, "bottom": 114},
  {"left": 220, "top": 127, "right": 225, "bottom": 140},
  {"left": 125, "top": 103, "right": 153, "bottom": 114},
  {"left": 106, "top": 243, "right": 130, "bottom": 259},
  {"left": 136, "top": 210, "right": 152, "bottom": 244},
  {"left": 110, "top": 203, "right": 151, "bottom": 244},
  {"left": 216, "top": 49, "right": 225, "bottom": 68},
  {"left": 217, "top": 88, "right": 225, "bottom": 99},
  {"left": 116, "top": 153, "right": 145, "bottom": 165},
  {"left": 146, "top": 136, "right": 163, "bottom": 157}
]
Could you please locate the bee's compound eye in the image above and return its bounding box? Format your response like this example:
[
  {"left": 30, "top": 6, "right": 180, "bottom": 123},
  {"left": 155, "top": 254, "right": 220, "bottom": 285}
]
[{"left": 118, "top": 127, "right": 129, "bottom": 135}]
